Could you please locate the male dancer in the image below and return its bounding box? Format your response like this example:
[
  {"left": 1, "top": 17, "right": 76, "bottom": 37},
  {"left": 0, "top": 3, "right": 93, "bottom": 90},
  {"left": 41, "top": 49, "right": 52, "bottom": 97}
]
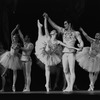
[
  {"left": 19, "top": 30, "right": 34, "bottom": 92},
  {"left": 44, "top": 13, "right": 84, "bottom": 92}
]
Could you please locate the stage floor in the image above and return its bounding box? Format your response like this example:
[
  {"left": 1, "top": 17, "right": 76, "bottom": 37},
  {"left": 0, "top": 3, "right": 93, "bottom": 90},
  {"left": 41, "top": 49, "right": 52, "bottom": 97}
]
[{"left": 0, "top": 90, "right": 100, "bottom": 95}]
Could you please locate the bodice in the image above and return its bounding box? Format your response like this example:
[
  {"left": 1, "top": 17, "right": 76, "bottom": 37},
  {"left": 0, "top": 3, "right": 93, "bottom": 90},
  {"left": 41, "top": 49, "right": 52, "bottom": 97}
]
[
  {"left": 91, "top": 41, "right": 100, "bottom": 53},
  {"left": 63, "top": 31, "right": 76, "bottom": 46},
  {"left": 10, "top": 43, "right": 20, "bottom": 55},
  {"left": 89, "top": 41, "right": 100, "bottom": 57},
  {"left": 22, "top": 43, "right": 33, "bottom": 56},
  {"left": 46, "top": 40, "right": 58, "bottom": 52}
]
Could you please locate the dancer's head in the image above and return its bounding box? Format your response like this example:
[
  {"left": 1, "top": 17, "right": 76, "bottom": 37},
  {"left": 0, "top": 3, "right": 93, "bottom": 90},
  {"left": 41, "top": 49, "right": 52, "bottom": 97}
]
[
  {"left": 12, "top": 34, "right": 19, "bottom": 43},
  {"left": 95, "top": 33, "right": 100, "bottom": 40},
  {"left": 24, "top": 35, "right": 30, "bottom": 43},
  {"left": 64, "top": 21, "right": 69, "bottom": 29},
  {"left": 50, "top": 30, "right": 57, "bottom": 40}
]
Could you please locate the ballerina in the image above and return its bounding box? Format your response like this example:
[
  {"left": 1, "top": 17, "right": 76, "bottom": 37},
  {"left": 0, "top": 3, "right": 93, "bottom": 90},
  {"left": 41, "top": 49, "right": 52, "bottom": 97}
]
[
  {"left": 76, "top": 28, "right": 100, "bottom": 91},
  {"left": 0, "top": 25, "right": 22, "bottom": 92}
]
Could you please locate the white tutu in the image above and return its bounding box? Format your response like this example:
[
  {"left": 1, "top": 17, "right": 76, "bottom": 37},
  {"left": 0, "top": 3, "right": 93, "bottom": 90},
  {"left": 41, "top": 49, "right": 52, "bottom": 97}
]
[
  {"left": 0, "top": 51, "right": 21, "bottom": 70},
  {"left": 76, "top": 47, "right": 100, "bottom": 72},
  {"left": 35, "top": 37, "right": 63, "bottom": 66}
]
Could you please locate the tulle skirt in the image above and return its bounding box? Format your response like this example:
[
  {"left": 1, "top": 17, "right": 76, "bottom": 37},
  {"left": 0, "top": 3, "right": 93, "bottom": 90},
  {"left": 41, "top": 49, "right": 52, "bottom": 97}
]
[
  {"left": 76, "top": 47, "right": 100, "bottom": 72},
  {"left": 35, "top": 39, "right": 63, "bottom": 67},
  {"left": 0, "top": 63, "right": 6, "bottom": 76},
  {"left": 0, "top": 51, "right": 21, "bottom": 70}
]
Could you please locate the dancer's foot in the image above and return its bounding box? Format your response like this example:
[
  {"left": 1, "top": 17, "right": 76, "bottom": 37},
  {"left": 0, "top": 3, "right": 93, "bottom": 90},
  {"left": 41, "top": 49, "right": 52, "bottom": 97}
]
[
  {"left": 63, "top": 86, "right": 72, "bottom": 92},
  {"left": 37, "top": 20, "right": 43, "bottom": 27},
  {"left": 88, "top": 87, "right": 94, "bottom": 91},
  {"left": 12, "top": 85, "right": 15, "bottom": 92},
  {"left": 23, "top": 88, "right": 30, "bottom": 92},
  {"left": 45, "top": 84, "right": 50, "bottom": 92},
  {"left": 88, "top": 84, "right": 94, "bottom": 91},
  {"left": 0, "top": 89, "right": 4, "bottom": 92}
]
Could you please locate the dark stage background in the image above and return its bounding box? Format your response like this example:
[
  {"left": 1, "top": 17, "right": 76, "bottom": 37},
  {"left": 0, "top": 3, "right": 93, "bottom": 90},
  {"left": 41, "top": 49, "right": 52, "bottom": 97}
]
[{"left": 0, "top": 0, "right": 100, "bottom": 92}]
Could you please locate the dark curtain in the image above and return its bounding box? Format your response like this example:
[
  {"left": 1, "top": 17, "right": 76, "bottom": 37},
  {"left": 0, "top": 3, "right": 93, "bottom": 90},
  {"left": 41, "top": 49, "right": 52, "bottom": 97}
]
[{"left": 0, "top": 0, "right": 18, "bottom": 50}]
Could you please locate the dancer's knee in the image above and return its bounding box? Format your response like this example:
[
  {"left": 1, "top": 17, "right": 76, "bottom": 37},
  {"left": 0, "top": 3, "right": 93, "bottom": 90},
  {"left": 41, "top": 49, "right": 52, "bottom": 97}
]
[{"left": 63, "top": 68, "right": 69, "bottom": 74}]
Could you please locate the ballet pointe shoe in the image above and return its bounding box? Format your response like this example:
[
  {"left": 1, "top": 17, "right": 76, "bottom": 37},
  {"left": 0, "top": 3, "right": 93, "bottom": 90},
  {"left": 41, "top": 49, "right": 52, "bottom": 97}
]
[
  {"left": 88, "top": 84, "right": 94, "bottom": 91},
  {"left": 0, "top": 89, "right": 4, "bottom": 92},
  {"left": 37, "top": 20, "right": 43, "bottom": 27},
  {"left": 12, "top": 85, "right": 15, "bottom": 92},
  {"left": 45, "top": 84, "right": 50, "bottom": 92}
]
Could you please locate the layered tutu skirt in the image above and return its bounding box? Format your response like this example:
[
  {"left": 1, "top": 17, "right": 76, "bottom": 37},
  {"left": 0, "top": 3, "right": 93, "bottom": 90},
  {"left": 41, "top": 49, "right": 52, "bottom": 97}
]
[
  {"left": 0, "top": 63, "right": 6, "bottom": 76},
  {"left": 0, "top": 51, "right": 21, "bottom": 70},
  {"left": 35, "top": 37, "right": 63, "bottom": 67},
  {"left": 76, "top": 47, "right": 100, "bottom": 72}
]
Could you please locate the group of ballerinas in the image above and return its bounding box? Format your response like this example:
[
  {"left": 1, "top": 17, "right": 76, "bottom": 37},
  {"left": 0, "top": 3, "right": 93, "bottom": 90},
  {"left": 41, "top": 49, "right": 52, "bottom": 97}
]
[
  {"left": 0, "top": 12, "right": 100, "bottom": 93},
  {"left": 0, "top": 25, "right": 34, "bottom": 92},
  {"left": 35, "top": 13, "right": 100, "bottom": 92}
]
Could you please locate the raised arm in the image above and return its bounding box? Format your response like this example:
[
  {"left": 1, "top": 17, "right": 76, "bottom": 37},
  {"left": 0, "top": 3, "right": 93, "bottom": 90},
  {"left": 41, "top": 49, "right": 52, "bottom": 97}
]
[
  {"left": 18, "top": 29, "right": 25, "bottom": 44},
  {"left": 80, "top": 28, "right": 94, "bottom": 43},
  {"left": 43, "top": 13, "right": 49, "bottom": 37},
  {"left": 44, "top": 13, "right": 64, "bottom": 34},
  {"left": 11, "top": 24, "right": 19, "bottom": 41}
]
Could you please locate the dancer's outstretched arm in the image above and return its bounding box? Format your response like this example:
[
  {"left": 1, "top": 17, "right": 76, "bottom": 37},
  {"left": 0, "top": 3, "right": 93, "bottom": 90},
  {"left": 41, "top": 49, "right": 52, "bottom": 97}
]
[
  {"left": 57, "top": 40, "right": 80, "bottom": 51},
  {"left": 37, "top": 20, "right": 43, "bottom": 40},
  {"left": 80, "top": 27, "right": 95, "bottom": 43},
  {"left": 43, "top": 13, "right": 64, "bottom": 34}
]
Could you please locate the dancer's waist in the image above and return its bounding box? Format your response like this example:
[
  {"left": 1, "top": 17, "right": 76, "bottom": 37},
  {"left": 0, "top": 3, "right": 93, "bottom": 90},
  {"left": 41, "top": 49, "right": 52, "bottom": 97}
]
[{"left": 63, "top": 48, "right": 75, "bottom": 53}]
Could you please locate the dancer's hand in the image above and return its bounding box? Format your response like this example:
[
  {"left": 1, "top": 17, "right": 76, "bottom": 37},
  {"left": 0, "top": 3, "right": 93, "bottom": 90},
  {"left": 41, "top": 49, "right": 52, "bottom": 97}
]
[
  {"left": 43, "top": 12, "right": 48, "bottom": 18},
  {"left": 79, "top": 27, "right": 84, "bottom": 32},
  {"left": 75, "top": 47, "right": 81, "bottom": 51},
  {"left": 77, "top": 44, "right": 81, "bottom": 48},
  {"left": 37, "top": 20, "right": 43, "bottom": 27}
]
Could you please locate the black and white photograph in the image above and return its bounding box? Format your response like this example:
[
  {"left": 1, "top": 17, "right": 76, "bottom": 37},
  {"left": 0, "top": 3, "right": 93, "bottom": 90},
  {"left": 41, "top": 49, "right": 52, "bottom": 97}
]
[{"left": 0, "top": 0, "right": 100, "bottom": 96}]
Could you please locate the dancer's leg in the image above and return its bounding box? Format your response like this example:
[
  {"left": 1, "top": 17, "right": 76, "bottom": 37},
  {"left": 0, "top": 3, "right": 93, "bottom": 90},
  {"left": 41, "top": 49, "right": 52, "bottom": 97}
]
[
  {"left": 62, "top": 53, "right": 70, "bottom": 92},
  {"left": 91, "top": 72, "right": 99, "bottom": 90},
  {"left": 23, "top": 61, "right": 32, "bottom": 92},
  {"left": 68, "top": 53, "right": 75, "bottom": 91},
  {"left": 0, "top": 68, "right": 8, "bottom": 91},
  {"left": 88, "top": 72, "right": 94, "bottom": 91},
  {"left": 0, "top": 76, "right": 6, "bottom": 92},
  {"left": 37, "top": 20, "right": 43, "bottom": 40},
  {"left": 62, "top": 72, "right": 67, "bottom": 90},
  {"left": 45, "top": 65, "right": 50, "bottom": 92},
  {"left": 93, "top": 72, "right": 99, "bottom": 85},
  {"left": 12, "top": 70, "right": 17, "bottom": 92},
  {"left": 22, "top": 62, "right": 27, "bottom": 91}
]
